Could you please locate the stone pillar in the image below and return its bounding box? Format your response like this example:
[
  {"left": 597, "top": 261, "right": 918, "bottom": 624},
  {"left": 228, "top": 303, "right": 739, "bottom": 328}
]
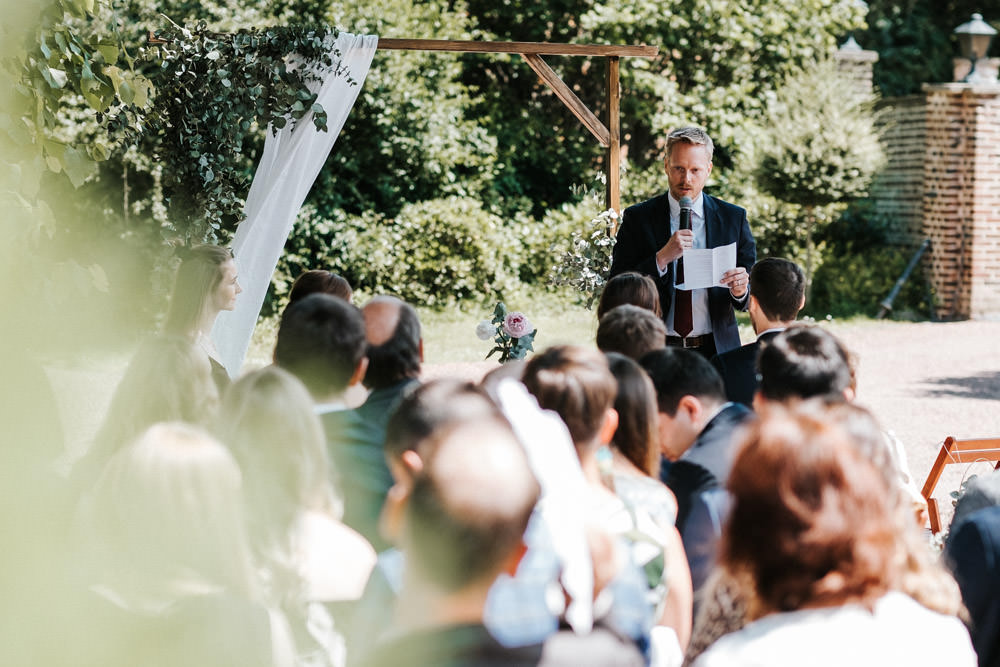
[{"left": 922, "top": 83, "right": 1000, "bottom": 319}]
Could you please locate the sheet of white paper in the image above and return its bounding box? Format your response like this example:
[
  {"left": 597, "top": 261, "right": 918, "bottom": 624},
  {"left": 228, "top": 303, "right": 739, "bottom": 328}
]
[{"left": 675, "top": 242, "right": 737, "bottom": 290}]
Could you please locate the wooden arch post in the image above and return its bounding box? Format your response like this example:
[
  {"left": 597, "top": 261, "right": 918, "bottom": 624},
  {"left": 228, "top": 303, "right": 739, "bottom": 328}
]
[{"left": 377, "top": 39, "right": 657, "bottom": 214}]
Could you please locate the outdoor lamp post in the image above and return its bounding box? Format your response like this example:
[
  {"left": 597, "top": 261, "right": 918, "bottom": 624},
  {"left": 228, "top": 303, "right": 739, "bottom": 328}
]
[{"left": 955, "top": 13, "right": 997, "bottom": 83}]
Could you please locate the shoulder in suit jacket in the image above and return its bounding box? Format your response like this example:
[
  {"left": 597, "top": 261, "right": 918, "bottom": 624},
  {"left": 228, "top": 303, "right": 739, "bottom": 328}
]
[
  {"left": 710, "top": 330, "right": 781, "bottom": 408},
  {"left": 609, "top": 192, "right": 756, "bottom": 354}
]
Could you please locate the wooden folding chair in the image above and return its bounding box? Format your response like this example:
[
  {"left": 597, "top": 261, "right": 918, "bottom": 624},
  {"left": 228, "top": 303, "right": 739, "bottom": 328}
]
[{"left": 922, "top": 436, "right": 1000, "bottom": 534}]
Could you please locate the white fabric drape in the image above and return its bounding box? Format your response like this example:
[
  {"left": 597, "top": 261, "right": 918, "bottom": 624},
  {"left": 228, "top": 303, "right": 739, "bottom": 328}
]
[{"left": 212, "top": 32, "right": 378, "bottom": 377}]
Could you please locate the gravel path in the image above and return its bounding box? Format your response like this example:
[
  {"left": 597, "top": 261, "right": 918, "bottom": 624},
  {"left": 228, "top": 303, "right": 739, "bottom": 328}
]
[{"left": 423, "top": 319, "right": 1000, "bottom": 531}]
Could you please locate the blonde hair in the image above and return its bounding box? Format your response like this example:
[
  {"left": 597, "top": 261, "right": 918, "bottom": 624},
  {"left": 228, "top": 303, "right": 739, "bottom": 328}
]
[
  {"left": 93, "top": 422, "right": 259, "bottom": 602},
  {"left": 214, "top": 366, "right": 340, "bottom": 603}
]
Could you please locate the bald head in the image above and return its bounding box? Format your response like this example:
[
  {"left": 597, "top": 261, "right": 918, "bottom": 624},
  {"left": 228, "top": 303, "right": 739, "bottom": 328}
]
[
  {"left": 404, "top": 418, "right": 539, "bottom": 591},
  {"left": 360, "top": 295, "right": 422, "bottom": 389},
  {"left": 363, "top": 296, "right": 403, "bottom": 346}
]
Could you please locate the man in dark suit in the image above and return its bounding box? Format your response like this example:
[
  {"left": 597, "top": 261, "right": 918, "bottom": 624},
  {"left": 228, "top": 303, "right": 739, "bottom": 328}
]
[
  {"left": 610, "top": 126, "right": 756, "bottom": 357},
  {"left": 710, "top": 258, "right": 805, "bottom": 408},
  {"left": 275, "top": 293, "right": 422, "bottom": 552},
  {"left": 639, "top": 348, "right": 752, "bottom": 594}
]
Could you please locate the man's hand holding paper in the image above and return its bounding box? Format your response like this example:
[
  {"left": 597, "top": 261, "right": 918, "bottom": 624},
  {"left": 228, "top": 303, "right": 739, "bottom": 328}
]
[{"left": 674, "top": 242, "right": 742, "bottom": 291}]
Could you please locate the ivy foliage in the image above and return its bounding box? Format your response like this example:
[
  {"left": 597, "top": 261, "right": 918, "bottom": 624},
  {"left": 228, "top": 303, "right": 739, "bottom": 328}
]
[{"left": 126, "top": 22, "right": 351, "bottom": 237}]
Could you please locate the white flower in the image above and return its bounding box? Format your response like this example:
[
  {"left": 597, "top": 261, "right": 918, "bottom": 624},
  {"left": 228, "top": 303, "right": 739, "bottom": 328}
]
[{"left": 475, "top": 320, "right": 495, "bottom": 340}]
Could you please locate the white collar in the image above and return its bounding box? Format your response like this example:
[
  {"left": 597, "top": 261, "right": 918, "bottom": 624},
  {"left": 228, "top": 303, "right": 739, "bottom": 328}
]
[{"left": 667, "top": 192, "right": 706, "bottom": 220}]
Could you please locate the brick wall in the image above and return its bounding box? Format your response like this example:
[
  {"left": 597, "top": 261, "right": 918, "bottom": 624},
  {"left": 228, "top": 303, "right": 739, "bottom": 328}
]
[
  {"left": 872, "top": 96, "right": 926, "bottom": 245},
  {"left": 874, "top": 85, "right": 1000, "bottom": 319}
]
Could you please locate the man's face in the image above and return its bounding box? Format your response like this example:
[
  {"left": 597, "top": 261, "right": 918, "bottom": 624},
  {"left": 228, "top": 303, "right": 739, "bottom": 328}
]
[
  {"left": 665, "top": 142, "right": 713, "bottom": 202},
  {"left": 655, "top": 408, "right": 697, "bottom": 461}
]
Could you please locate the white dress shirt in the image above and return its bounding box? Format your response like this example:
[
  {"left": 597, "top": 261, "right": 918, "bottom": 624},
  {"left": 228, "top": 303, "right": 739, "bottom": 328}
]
[{"left": 659, "top": 193, "right": 711, "bottom": 336}]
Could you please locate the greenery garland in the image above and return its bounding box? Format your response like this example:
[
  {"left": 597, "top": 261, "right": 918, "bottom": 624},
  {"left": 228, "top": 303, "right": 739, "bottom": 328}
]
[{"left": 108, "top": 21, "right": 353, "bottom": 237}]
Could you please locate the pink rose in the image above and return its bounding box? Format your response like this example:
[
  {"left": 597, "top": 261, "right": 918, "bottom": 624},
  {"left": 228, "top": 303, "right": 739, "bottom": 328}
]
[{"left": 503, "top": 312, "right": 533, "bottom": 339}]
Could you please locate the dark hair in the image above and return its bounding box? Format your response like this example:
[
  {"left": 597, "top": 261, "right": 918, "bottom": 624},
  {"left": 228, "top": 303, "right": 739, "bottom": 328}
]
[
  {"left": 605, "top": 352, "right": 660, "bottom": 477},
  {"left": 522, "top": 345, "right": 617, "bottom": 448},
  {"left": 723, "top": 407, "right": 898, "bottom": 615},
  {"left": 406, "top": 419, "right": 539, "bottom": 592},
  {"left": 287, "top": 270, "right": 352, "bottom": 305},
  {"left": 597, "top": 272, "right": 662, "bottom": 320},
  {"left": 363, "top": 299, "right": 422, "bottom": 390},
  {"left": 639, "top": 347, "right": 725, "bottom": 417},
  {"left": 757, "top": 325, "right": 852, "bottom": 402},
  {"left": 750, "top": 258, "right": 805, "bottom": 322},
  {"left": 164, "top": 245, "right": 233, "bottom": 336},
  {"left": 596, "top": 304, "right": 667, "bottom": 361},
  {"left": 273, "top": 294, "right": 366, "bottom": 399},
  {"left": 384, "top": 379, "right": 503, "bottom": 462}
]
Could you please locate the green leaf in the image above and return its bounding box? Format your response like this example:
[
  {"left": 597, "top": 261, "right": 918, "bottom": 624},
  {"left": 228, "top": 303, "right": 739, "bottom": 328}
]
[{"left": 62, "top": 145, "right": 96, "bottom": 188}]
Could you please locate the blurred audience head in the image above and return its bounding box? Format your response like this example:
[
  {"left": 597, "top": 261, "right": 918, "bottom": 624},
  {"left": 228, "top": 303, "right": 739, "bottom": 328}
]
[
  {"left": 361, "top": 296, "right": 422, "bottom": 390},
  {"left": 93, "top": 422, "right": 258, "bottom": 600},
  {"left": 756, "top": 325, "right": 853, "bottom": 405},
  {"left": 605, "top": 352, "right": 661, "bottom": 477},
  {"left": 215, "top": 366, "right": 340, "bottom": 535},
  {"left": 287, "top": 269, "right": 353, "bottom": 305},
  {"left": 384, "top": 379, "right": 502, "bottom": 481},
  {"left": 723, "top": 406, "right": 898, "bottom": 617},
  {"left": 596, "top": 304, "right": 667, "bottom": 361},
  {"left": 273, "top": 293, "right": 367, "bottom": 402},
  {"left": 597, "top": 271, "right": 661, "bottom": 320},
  {"left": 402, "top": 418, "right": 539, "bottom": 594},
  {"left": 522, "top": 345, "right": 617, "bottom": 452}
]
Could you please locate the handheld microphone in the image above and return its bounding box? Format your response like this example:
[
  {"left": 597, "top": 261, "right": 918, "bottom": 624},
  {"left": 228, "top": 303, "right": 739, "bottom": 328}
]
[{"left": 679, "top": 196, "right": 693, "bottom": 231}]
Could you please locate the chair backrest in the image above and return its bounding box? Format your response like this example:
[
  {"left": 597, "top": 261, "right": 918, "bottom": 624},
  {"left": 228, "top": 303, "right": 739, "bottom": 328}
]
[{"left": 922, "top": 437, "right": 1000, "bottom": 534}]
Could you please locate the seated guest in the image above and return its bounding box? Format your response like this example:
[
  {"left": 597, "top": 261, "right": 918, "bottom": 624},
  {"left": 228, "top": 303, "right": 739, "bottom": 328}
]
[
  {"left": 709, "top": 258, "right": 805, "bottom": 407},
  {"left": 362, "top": 418, "right": 644, "bottom": 667},
  {"left": 639, "top": 348, "right": 752, "bottom": 596},
  {"left": 685, "top": 374, "right": 956, "bottom": 664},
  {"left": 755, "top": 325, "right": 923, "bottom": 516},
  {"left": 946, "top": 505, "right": 1000, "bottom": 667},
  {"left": 287, "top": 269, "right": 353, "bottom": 305},
  {"left": 754, "top": 324, "right": 853, "bottom": 406},
  {"left": 523, "top": 346, "right": 687, "bottom": 656},
  {"left": 273, "top": 293, "right": 399, "bottom": 551},
  {"left": 72, "top": 335, "right": 219, "bottom": 489},
  {"left": 215, "top": 366, "right": 376, "bottom": 602},
  {"left": 597, "top": 271, "right": 662, "bottom": 321},
  {"left": 163, "top": 244, "right": 242, "bottom": 392},
  {"left": 81, "top": 422, "right": 295, "bottom": 667},
  {"left": 596, "top": 304, "right": 667, "bottom": 361},
  {"left": 693, "top": 407, "right": 975, "bottom": 667},
  {"left": 604, "top": 352, "right": 693, "bottom": 651}
]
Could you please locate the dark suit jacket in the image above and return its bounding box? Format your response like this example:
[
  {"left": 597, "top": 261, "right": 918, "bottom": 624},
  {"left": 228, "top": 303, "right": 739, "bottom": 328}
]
[
  {"left": 661, "top": 402, "right": 753, "bottom": 532},
  {"left": 320, "top": 378, "right": 419, "bottom": 552},
  {"left": 610, "top": 192, "right": 756, "bottom": 354},
  {"left": 945, "top": 505, "right": 1000, "bottom": 667},
  {"left": 710, "top": 330, "right": 781, "bottom": 408}
]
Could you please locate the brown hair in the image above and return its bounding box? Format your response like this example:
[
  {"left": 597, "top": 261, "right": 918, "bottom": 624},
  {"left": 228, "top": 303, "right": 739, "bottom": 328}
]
[
  {"left": 522, "top": 345, "right": 616, "bottom": 449},
  {"left": 287, "top": 270, "right": 352, "bottom": 305},
  {"left": 164, "top": 245, "right": 233, "bottom": 336},
  {"left": 596, "top": 304, "right": 667, "bottom": 361},
  {"left": 606, "top": 352, "right": 660, "bottom": 477},
  {"left": 723, "top": 406, "right": 899, "bottom": 616},
  {"left": 597, "top": 272, "right": 661, "bottom": 320}
]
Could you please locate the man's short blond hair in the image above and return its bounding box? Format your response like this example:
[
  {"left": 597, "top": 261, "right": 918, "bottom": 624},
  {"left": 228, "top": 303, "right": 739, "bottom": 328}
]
[{"left": 666, "top": 126, "right": 714, "bottom": 161}]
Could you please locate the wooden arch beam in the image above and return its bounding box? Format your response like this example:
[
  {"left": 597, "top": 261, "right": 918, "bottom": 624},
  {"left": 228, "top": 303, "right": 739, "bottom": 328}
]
[{"left": 377, "top": 38, "right": 658, "bottom": 213}]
